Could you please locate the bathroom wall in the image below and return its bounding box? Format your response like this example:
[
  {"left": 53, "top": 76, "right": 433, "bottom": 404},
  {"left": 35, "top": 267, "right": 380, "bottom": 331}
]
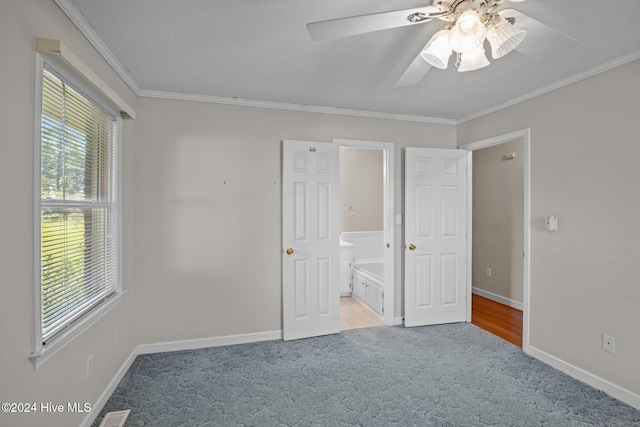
[{"left": 339, "top": 147, "right": 384, "bottom": 232}]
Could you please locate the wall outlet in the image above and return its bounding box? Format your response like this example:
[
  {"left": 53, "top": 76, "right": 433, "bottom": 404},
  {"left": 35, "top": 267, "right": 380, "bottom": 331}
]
[
  {"left": 485, "top": 268, "right": 492, "bottom": 278},
  {"left": 602, "top": 335, "right": 615, "bottom": 354},
  {"left": 86, "top": 354, "right": 94, "bottom": 377}
]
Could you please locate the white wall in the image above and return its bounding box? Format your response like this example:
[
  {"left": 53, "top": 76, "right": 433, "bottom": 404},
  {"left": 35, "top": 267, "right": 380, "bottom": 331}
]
[
  {"left": 458, "top": 59, "right": 640, "bottom": 397},
  {"left": 472, "top": 139, "right": 524, "bottom": 305},
  {"left": 0, "top": 1, "right": 138, "bottom": 426},
  {"left": 134, "top": 97, "right": 457, "bottom": 344}
]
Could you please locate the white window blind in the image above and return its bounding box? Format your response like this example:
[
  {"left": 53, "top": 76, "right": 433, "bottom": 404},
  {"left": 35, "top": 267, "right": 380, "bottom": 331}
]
[{"left": 39, "top": 66, "right": 119, "bottom": 346}]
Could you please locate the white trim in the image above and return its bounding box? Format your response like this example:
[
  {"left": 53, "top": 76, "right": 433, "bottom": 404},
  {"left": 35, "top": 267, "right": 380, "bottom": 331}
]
[
  {"left": 340, "top": 231, "right": 384, "bottom": 238},
  {"left": 53, "top": 0, "right": 142, "bottom": 96},
  {"left": 36, "top": 39, "right": 135, "bottom": 119},
  {"left": 353, "top": 258, "right": 384, "bottom": 265},
  {"left": 32, "top": 53, "right": 45, "bottom": 364},
  {"left": 392, "top": 317, "right": 404, "bottom": 326},
  {"left": 333, "top": 139, "right": 395, "bottom": 326},
  {"left": 457, "top": 50, "right": 640, "bottom": 124},
  {"left": 528, "top": 346, "right": 640, "bottom": 411},
  {"left": 80, "top": 346, "right": 139, "bottom": 427},
  {"left": 472, "top": 287, "right": 524, "bottom": 311},
  {"left": 136, "top": 330, "right": 283, "bottom": 355},
  {"left": 465, "top": 152, "right": 473, "bottom": 323},
  {"left": 30, "top": 292, "right": 126, "bottom": 368},
  {"left": 31, "top": 53, "right": 126, "bottom": 367},
  {"left": 460, "top": 128, "right": 531, "bottom": 354},
  {"left": 140, "top": 89, "right": 455, "bottom": 124}
]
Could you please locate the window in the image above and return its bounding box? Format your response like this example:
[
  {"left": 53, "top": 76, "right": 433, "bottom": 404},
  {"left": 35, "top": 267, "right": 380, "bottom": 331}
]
[{"left": 32, "top": 58, "right": 121, "bottom": 364}]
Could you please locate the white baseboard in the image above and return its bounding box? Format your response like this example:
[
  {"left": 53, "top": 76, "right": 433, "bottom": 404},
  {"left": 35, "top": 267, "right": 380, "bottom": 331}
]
[
  {"left": 137, "top": 330, "right": 283, "bottom": 355},
  {"left": 80, "top": 348, "right": 139, "bottom": 427},
  {"left": 392, "top": 317, "right": 404, "bottom": 326},
  {"left": 84, "top": 330, "right": 282, "bottom": 426},
  {"left": 472, "top": 287, "right": 523, "bottom": 311},
  {"left": 528, "top": 345, "right": 640, "bottom": 410}
]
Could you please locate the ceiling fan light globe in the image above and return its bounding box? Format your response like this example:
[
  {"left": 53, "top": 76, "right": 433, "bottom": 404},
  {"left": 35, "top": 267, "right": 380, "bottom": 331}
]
[
  {"left": 486, "top": 15, "right": 526, "bottom": 59},
  {"left": 458, "top": 46, "right": 490, "bottom": 72},
  {"left": 449, "top": 9, "right": 486, "bottom": 53},
  {"left": 420, "top": 29, "right": 452, "bottom": 69}
]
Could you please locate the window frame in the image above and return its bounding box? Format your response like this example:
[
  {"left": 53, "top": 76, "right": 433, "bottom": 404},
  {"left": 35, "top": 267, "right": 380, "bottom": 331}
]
[{"left": 31, "top": 53, "right": 124, "bottom": 368}]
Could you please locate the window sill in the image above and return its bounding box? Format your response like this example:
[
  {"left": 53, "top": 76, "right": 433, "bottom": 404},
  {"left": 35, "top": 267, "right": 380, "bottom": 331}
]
[{"left": 29, "top": 290, "right": 126, "bottom": 369}]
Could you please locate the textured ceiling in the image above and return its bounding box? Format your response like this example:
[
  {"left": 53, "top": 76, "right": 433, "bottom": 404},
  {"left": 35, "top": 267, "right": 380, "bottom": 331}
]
[{"left": 65, "top": 0, "right": 640, "bottom": 121}]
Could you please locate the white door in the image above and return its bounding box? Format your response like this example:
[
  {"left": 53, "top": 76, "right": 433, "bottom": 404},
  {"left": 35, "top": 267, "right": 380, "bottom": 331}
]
[
  {"left": 282, "top": 140, "right": 340, "bottom": 341},
  {"left": 404, "top": 148, "right": 468, "bottom": 327}
]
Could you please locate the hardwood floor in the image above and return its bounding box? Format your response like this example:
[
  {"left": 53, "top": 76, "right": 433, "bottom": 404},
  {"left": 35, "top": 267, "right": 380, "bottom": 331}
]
[
  {"left": 340, "top": 293, "right": 522, "bottom": 346},
  {"left": 471, "top": 294, "right": 523, "bottom": 347},
  {"left": 340, "top": 297, "right": 385, "bottom": 330}
]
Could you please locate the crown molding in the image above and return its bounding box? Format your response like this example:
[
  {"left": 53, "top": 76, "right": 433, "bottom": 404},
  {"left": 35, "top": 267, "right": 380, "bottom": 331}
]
[
  {"left": 54, "top": 0, "right": 141, "bottom": 95},
  {"left": 138, "top": 89, "right": 457, "bottom": 125},
  {"left": 52, "top": 0, "right": 640, "bottom": 127},
  {"left": 456, "top": 49, "right": 640, "bottom": 124},
  {"left": 51, "top": 0, "right": 454, "bottom": 125}
]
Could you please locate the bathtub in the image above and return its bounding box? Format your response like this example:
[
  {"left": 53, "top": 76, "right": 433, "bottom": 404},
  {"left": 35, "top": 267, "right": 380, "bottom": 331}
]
[
  {"left": 353, "top": 261, "right": 383, "bottom": 282},
  {"left": 351, "top": 261, "right": 384, "bottom": 316}
]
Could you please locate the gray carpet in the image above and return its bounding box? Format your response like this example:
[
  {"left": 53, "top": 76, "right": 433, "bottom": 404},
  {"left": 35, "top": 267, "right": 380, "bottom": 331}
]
[{"left": 93, "top": 324, "right": 640, "bottom": 426}]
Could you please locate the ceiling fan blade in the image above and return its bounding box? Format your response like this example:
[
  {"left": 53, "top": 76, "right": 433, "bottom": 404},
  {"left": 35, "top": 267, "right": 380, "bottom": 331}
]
[
  {"left": 499, "top": 9, "right": 578, "bottom": 60},
  {"left": 394, "top": 47, "right": 433, "bottom": 87},
  {"left": 307, "top": 6, "right": 439, "bottom": 42}
]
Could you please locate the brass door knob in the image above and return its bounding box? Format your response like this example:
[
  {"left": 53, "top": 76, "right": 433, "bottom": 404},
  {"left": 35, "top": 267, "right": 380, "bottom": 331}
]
[
  {"left": 286, "top": 248, "right": 294, "bottom": 255},
  {"left": 408, "top": 244, "right": 416, "bottom": 250}
]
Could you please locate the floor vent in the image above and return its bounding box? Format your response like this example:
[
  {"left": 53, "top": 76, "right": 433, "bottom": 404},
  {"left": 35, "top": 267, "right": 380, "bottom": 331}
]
[{"left": 98, "top": 409, "right": 131, "bottom": 427}]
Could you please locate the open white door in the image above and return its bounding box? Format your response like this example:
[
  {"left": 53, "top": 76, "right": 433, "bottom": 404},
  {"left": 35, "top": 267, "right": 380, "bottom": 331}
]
[
  {"left": 404, "top": 148, "right": 468, "bottom": 327},
  {"left": 282, "top": 140, "right": 340, "bottom": 341}
]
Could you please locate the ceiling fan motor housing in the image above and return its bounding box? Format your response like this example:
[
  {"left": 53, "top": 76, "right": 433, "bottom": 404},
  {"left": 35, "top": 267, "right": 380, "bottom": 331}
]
[{"left": 433, "top": 0, "right": 504, "bottom": 21}]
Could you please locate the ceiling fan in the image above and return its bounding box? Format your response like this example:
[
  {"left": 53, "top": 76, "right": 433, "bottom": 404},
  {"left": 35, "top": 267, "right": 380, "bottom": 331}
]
[{"left": 307, "top": 0, "right": 577, "bottom": 86}]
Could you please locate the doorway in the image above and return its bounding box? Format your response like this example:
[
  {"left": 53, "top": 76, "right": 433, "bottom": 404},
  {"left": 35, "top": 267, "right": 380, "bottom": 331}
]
[
  {"left": 461, "top": 129, "right": 531, "bottom": 352},
  {"left": 338, "top": 146, "right": 385, "bottom": 330},
  {"left": 281, "top": 139, "right": 394, "bottom": 341},
  {"left": 334, "top": 139, "right": 395, "bottom": 328}
]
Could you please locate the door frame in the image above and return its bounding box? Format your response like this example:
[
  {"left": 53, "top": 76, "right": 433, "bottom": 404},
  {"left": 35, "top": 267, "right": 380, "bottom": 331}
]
[
  {"left": 460, "top": 128, "right": 531, "bottom": 354},
  {"left": 333, "top": 139, "right": 395, "bottom": 326}
]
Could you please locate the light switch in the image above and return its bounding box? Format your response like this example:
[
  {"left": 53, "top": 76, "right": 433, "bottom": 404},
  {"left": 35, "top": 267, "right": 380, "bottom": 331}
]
[{"left": 546, "top": 215, "right": 558, "bottom": 232}]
